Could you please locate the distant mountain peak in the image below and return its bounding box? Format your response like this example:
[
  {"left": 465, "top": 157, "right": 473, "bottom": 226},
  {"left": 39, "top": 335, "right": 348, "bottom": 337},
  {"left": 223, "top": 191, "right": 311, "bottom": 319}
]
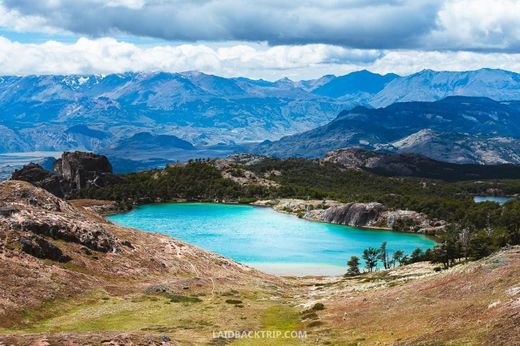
[
  {"left": 370, "top": 68, "right": 520, "bottom": 108},
  {"left": 312, "top": 70, "right": 398, "bottom": 98}
]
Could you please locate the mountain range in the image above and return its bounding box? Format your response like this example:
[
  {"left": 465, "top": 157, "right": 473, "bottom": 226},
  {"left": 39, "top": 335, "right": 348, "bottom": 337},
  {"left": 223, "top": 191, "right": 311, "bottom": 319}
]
[
  {"left": 1, "top": 68, "right": 520, "bottom": 156},
  {"left": 0, "top": 71, "right": 353, "bottom": 152},
  {"left": 1, "top": 68, "right": 520, "bottom": 168},
  {"left": 253, "top": 97, "right": 520, "bottom": 164}
]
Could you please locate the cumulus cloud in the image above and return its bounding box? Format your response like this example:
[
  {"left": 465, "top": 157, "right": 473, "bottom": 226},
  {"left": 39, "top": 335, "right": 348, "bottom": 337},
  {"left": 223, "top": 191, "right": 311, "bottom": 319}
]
[
  {"left": 0, "top": 2, "right": 55, "bottom": 33},
  {"left": 0, "top": 36, "right": 519, "bottom": 80},
  {"left": 428, "top": 0, "right": 520, "bottom": 51},
  {"left": 0, "top": 36, "right": 382, "bottom": 78},
  {"left": 5, "top": 0, "right": 519, "bottom": 52}
]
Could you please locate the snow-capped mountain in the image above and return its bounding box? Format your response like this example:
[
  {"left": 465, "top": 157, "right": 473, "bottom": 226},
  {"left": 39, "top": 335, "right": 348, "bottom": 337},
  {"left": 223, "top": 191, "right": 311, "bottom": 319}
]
[
  {"left": 0, "top": 71, "right": 357, "bottom": 152},
  {"left": 370, "top": 68, "right": 520, "bottom": 108},
  {"left": 1, "top": 68, "right": 520, "bottom": 159}
]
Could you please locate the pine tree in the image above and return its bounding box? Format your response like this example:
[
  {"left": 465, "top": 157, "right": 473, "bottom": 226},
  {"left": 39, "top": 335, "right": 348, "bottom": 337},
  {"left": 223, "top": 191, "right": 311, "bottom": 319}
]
[
  {"left": 362, "top": 247, "right": 379, "bottom": 272},
  {"left": 347, "top": 256, "right": 361, "bottom": 275}
]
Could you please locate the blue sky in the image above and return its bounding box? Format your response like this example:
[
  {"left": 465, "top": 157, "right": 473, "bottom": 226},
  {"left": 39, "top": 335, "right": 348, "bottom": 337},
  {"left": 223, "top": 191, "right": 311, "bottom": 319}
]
[{"left": 0, "top": 0, "right": 519, "bottom": 80}]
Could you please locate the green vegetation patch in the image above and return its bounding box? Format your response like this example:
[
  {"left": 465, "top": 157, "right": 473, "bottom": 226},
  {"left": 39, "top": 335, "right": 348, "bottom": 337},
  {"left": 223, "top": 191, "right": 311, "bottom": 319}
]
[
  {"left": 233, "top": 305, "right": 303, "bottom": 346},
  {"left": 7, "top": 294, "right": 210, "bottom": 334},
  {"left": 168, "top": 294, "right": 202, "bottom": 303}
]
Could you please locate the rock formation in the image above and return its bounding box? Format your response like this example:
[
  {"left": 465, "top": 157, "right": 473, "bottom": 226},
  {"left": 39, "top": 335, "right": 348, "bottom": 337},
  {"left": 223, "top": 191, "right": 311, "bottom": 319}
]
[
  {"left": 0, "top": 181, "right": 121, "bottom": 261},
  {"left": 10, "top": 163, "right": 66, "bottom": 197},
  {"left": 320, "top": 202, "right": 386, "bottom": 227},
  {"left": 11, "top": 151, "right": 125, "bottom": 198}
]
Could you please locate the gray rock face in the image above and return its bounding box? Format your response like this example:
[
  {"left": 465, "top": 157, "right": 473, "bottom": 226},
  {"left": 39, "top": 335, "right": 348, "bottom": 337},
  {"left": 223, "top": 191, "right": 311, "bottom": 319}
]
[
  {"left": 321, "top": 202, "right": 386, "bottom": 227},
  {"left": 262, "top": 199, "right": 446, "bottom": 234},
  {"left": 54, "top": 151, "right": 115, "bottom": 193},
  {"left": 12, "top": 219, "right": 117, "bottom": 253},
  {"left": 11, "top": 152, "right": 125, "bottom": 198},
  {"left": 324, "top": 147, "right": 520, "bottom": 181},
  {"left": 0, "top": 180, "right": 125, "bottom": 262}
]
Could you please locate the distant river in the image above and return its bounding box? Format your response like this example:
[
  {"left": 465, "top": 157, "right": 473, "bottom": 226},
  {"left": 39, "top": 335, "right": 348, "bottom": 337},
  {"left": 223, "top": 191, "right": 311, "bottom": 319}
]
[
  {"left": 107, "top": 203, "right": 436, "bottom": 275},
  {"left": 473, "top": 196, "right": 515, "bottom": 204}
]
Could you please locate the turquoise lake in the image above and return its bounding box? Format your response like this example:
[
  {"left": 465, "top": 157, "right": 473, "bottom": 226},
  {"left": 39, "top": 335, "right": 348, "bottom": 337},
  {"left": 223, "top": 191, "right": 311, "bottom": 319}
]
[{"left": 107, "top": 203, "right": 437, "bottom": 275}]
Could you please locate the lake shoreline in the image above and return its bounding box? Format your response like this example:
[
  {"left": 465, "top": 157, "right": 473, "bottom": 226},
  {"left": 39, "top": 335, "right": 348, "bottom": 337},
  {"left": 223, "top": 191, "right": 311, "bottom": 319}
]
[
  {"left": 96, "top": 199, "right": 437, "bottom": 237},
  {"left": 106, "top": 202, "right": 437, "bottom": 276},
  {"left": 86, "top": 197, "right": 442, "bottom": 241}
]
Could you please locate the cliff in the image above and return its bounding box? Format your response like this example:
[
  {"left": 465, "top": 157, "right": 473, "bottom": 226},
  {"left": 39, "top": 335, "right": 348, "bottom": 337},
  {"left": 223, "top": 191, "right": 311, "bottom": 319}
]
[{"left": 11, "top": 151, "right": 125, "bottom": 198}]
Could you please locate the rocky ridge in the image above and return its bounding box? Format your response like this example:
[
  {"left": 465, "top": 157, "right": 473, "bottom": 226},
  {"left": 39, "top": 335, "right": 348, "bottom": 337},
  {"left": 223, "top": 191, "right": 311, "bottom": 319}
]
[{"left": 323, "top": 147, "right": 520, "bottom": 180}]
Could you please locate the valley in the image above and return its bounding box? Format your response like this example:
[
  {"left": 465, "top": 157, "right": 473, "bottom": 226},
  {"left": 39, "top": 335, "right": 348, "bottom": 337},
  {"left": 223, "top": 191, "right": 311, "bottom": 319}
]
[
  {"left": 0, "top": 180, "right": 518, "bottom": 345},
  {"left": 254, "top": 97, "right": 520, "bottom": 164},
  {"left": 2, "top": 63, "right": 520, "bottom": 346},
  {"left": 2, "top": 1, "right": 520, "bottom": 344}
]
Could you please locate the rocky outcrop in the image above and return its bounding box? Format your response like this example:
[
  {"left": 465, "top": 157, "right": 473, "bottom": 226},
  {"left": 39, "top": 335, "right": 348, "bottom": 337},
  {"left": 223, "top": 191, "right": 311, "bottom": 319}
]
[
  {"left": 11, "top": 219, "right": 117, "bottom": 253},
  {"left": 320, "top": 202, "right": 386, "bottom": 227},
  {"left": 11, "top": 151, "right": 125, "bottom": 198},
  {"left": 324, "top": 147, "right": 456, "bottom": 177},
  {"left": 213, "top": 158, "right": 280, "bottom": 187},
  {"left": 0, "top": 181, "right": 121, "bottom": 259},
  {"left": 18, "top": 233, "right": 71, "bottom": 262},
  {"left": 324, "top": 147, "right": 520, "bottom": 181},
  {"left": 323, "top": 148, "right": 383, "bottom": 170},
  {"left": 257, "top": 198, "right": 445, "bottom": 234},
  {"left": 226, "top": 153, "right": 270, "bottom": 166}
]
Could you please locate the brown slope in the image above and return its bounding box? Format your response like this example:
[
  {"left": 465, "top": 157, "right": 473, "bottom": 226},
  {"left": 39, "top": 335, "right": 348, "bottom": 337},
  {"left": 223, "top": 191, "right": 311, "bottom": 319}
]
[
  {"left": 0, "top": 181, "right": 279, "bottom": 330},
  {"left": 299, "top": 247, "right": 520, "bottom": 345}
]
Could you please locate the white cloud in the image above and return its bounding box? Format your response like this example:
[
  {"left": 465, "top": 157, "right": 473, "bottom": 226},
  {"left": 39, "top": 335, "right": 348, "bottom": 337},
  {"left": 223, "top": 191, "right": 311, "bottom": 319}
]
[
  {"left": 430, "top": 0, "right": 520, "bottom": 51},
  {"left": 0, "top": 36, "right": 520, "bottom": 80},
  {"left": 371, "top": 50, "right": 520, "bottom": 76},
  {"left": 103, "top": 0, "right": 145, "bottom": 9},
  {"left": 0, "top": 36, "right": 383, "bottom": 79}
]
